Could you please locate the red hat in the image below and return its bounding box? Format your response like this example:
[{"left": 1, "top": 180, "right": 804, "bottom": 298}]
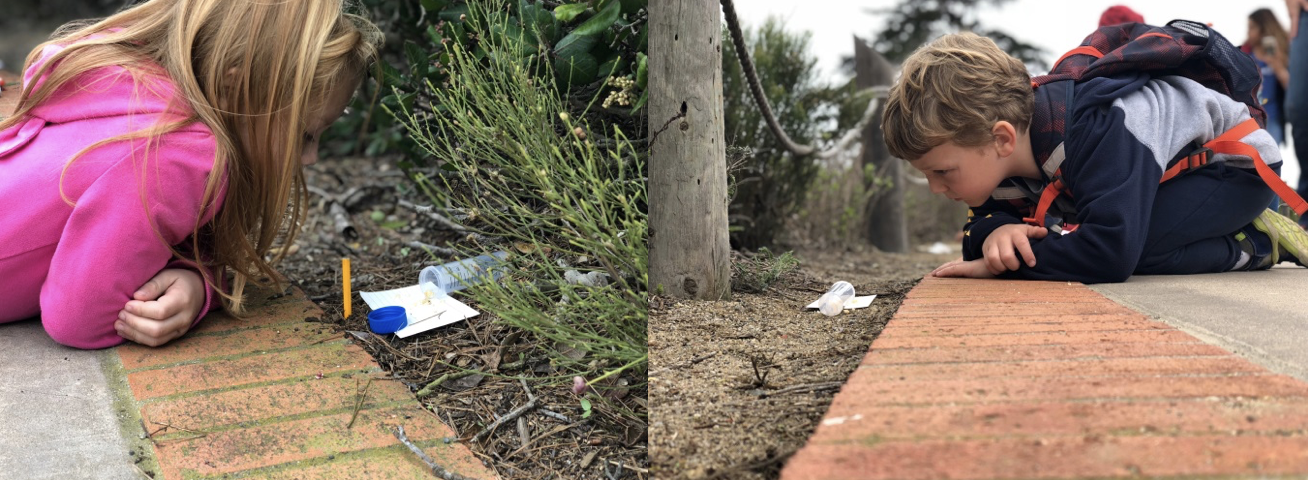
[{"left": 1099, "top": 5, "right": 1145, "bottom": 27}]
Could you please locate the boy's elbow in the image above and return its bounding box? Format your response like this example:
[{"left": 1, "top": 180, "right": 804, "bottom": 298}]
[
  {"left": 1086, "top": 272, "right": 1131, "bottom": 284},
  {"left": 1084, "top": 263, "right": 1133, "bottom": 284}
]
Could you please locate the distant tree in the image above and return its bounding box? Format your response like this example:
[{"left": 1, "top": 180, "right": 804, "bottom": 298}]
[{"left": 850, "top": 0, "right": 1048, "bottom": 72}]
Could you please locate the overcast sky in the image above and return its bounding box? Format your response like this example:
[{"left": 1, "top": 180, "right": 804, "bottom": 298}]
[
  {"left": 733, "top": 0, "right": 1289, "bottom": 80},
  {"left": 731, "top": 0, "right": 1301, "bottom": 185}
]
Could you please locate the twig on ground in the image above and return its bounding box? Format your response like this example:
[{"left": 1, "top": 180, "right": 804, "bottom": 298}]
[
  {"left": 516, "top": 417, "right": 531, "bottom": 450},
  {"left": 408, "top": 240, "right": 460, "bottom": 259},
  {"left": 604, "top": 460, "right": 627, "bottom": 480},
  {"left": 767, "top": 381, "right": 843, "bottom": 397},
  {"left": 703, "top": 446, "right": 799, "bottom": 480},
  {"left": 648, "top": 351, "right": 717, "bottom": 377},
  {"left": 604, "top": 462, "right": 651, "bottom": 480},
  {"left": 519, "top": 378, "right": 537, "bottom": 402},
  {"left": 498, "top": 353, "right": 527, "bottom": 371},
  {"left": 417, "top": 370, "right": 475, "bottom": 398},
  {"left": 371, "top": 332, "right": 425, "bottom": 362},
  {"left": 150, "top": 421, "right": 206, "bottom": 436},
  {"left": 144, "top": 421, "right": 208, "bottom": 445},
  {"left": 347, "top": 377, "right": 373, "bottom": 429},
  {"left": 471, "top": 397, "right": 540, "bottom": 443},
  {"left": 399, "top": 199, "right": 469, "bottom": 232},
  {"left": 610, "top": 461, "right": 649, "bottom": 474},
  {"left": 393, "top": 425, "right": 482, "bottom": 480},
  {"left": 507, "top": 419, "right": 587, "bottom": 458},
  {"left": 538, "top": 409, "right": 571, "bottom": 422}
]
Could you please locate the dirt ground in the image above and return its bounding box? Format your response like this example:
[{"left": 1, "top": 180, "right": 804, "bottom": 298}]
[
  {"left": 649, "top": 246, "right": 956, "bottom": 480},
  {"left": 277, "top": 156, "right": 648, "bottom": 480}
]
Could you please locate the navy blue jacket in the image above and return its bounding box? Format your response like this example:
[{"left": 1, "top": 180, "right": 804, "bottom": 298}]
[{"left": 961, "top": 74, "right": 1282, "bottom": 283}]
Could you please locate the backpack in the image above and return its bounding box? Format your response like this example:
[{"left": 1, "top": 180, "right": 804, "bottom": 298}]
[{"left": 1021, "top": 19, "right": 1306, "bottom": 228}]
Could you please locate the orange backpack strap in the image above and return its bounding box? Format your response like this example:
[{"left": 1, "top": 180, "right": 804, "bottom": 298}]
[
  {"left": 1021, "top": 118, "right": 1308, "bottom": 228},
  {"left": 1203, "top": 118, "right": 1308, "bottom": 215},
  {"left": 1159, "top": 148, "right": 1211, "bottom": 182},
  {"left": 1023, "top": 169, "right": 1068, "bottom": 227},
  {"left": 1052, "top": 46, "right": 1104, "bottom": 71}
]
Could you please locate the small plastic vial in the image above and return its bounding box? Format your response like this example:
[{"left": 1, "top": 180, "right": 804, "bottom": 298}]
[
  {"left": 817, "top": 281, "right": 855, "bottom": 316},
  {"left": 419, "top": 251, "right": 510, "bottom": 298}
]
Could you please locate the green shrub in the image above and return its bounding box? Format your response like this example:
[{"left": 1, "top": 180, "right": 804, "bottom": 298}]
[
  {"left": 388, "top": 0, "right": 647, "bottom": 395},
  {"left": 330, "top": 0, "right": 647, "bottom": 164},
  {"left": 731, "top": 248, "right": 799, "bottom": 293},
  {"left": 722, "top": 18, "right": 840, "bottom": 250}
]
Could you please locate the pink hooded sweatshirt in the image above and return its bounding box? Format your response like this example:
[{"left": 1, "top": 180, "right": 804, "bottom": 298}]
[{"left": 0, "top": 43, "right": 225, "bottom": 349}]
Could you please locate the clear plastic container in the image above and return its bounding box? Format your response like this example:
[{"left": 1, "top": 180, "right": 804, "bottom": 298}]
[
  {"left": 817, "top": 281, "right": 855, "bottom": 316},
  {"left": 419, "top": 251, "right": 510, "bottom": 298}
]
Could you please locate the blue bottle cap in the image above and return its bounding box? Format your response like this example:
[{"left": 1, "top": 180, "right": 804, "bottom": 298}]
[{"left": 367, "top": 306, "right": 407, "bottom": 334}]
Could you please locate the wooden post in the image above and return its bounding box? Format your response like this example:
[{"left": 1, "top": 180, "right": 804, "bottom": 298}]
[
  {"left": 855, "top": 35, "right": 908, "bottom": 253},
  {"left": 648, "top": 0, "right": 731, "bottom": 299}
]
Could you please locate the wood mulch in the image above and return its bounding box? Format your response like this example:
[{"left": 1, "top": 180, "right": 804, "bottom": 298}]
[{"left": 277, "top": 155, "right": 648, "bottom": 480}]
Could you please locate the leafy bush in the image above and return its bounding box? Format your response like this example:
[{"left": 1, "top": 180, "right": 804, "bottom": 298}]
[
  {"left": 388, "top": 0, "right": 647, "bottom": 394},
  {"left": 722, "top": 18, "right": 843, "bottom": 250},
  {"left": 330, "top": 0, "right": 647, "bottom": 163}
]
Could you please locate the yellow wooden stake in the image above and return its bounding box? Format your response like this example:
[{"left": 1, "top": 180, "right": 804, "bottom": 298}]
[{"left": 342, "top": 258, "right": 352, "bottom": 318}]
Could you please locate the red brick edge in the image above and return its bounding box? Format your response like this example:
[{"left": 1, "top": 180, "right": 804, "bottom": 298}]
[
  {"left": 781, "top": 276, "right": 1308, "bottom": 480},
  {"left": 114, "top": 286, "right": 498, "bottom": 479}
]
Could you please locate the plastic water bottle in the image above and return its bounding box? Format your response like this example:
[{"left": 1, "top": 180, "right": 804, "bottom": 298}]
[
  {"left": 817, "top": 281, "right": 855, "bottom": 317},
  {"left": 419, "top": 251, "right": 510, "bottom": 297}
]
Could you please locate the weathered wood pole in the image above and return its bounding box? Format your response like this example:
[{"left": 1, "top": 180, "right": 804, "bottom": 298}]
[{"left": 648, "top": 0, "right": 731, "bottom": 299}]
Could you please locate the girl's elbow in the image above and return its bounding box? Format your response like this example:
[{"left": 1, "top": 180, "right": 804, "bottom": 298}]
[{"left": 39, "top": 304, "right": 125, "bottom": 350}]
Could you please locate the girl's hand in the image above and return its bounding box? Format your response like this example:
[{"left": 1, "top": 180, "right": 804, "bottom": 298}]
[
  {"left": 116, "top": 268, "right": 205, "bottom": 347},
  {"left": 981, "top": 224, "right": 1047, "bottom": 275},
  {"left": 931, "top": 258, "right": 997, "bottom": 279}
]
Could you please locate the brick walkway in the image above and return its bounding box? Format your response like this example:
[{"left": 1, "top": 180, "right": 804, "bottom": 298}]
[
  {"left": 113, "top": 286, "right": 496, "bottom": 479},
  {"left": 782, "top": 276, "right": 1308, "bottom": 479}
]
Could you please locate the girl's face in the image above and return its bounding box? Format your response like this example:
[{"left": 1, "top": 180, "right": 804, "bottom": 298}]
[
  {"left": 300, "top": 79, "right": 357, "bottom": 166},
  {"left": 1249, "top": 19, "right": 1262, "bottom": 43}
]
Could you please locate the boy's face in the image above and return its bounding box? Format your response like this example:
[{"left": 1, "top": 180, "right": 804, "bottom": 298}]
[{"left": 910, "top": 141, "right": 1009, "bottom": 207}]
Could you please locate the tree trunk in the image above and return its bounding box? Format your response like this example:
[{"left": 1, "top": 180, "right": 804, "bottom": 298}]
[
  {"left": 648, "top": 0, "right": 731, "bottom": 299},
  {"left": 855, "top": 35, "right": 908, "bottom": 253}
]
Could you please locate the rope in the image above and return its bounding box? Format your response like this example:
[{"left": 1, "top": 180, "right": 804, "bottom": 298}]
[{"left": 720, "top": 0, "right": 890, "bottom": 159}]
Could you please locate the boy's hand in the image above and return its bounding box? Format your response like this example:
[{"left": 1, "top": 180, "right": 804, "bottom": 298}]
[
  {"left": 981, "top": 224, "right": 1048, "bottom": 275},
  {"left": 931, "top": 258, "right": 997, "bottom": 279},
  {"left": 116, "top": 268, "right": 205, "bottom": 347}
]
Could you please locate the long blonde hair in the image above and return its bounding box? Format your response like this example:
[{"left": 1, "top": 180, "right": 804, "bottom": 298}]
[{"left": 0, "top": 0, "right": 382, "bottom": 312}]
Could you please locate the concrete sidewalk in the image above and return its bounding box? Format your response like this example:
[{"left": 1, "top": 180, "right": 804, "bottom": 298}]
[
  {"left": 0, "top": 285, "right": 495, "bottom": 479},
  {"left": 782, "top": 271, "right": 1308, "bottom": 479}
]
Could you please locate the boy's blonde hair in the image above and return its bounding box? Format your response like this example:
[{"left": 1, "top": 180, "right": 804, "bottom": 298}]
[
  {"left": 882, "top": 32, "right": 1033, "bottom": 160},
  {"left": 0, "top": 0, "right": 382, "bottom": 312}
]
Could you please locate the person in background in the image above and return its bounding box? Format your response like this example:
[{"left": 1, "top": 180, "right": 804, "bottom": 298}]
[
  {"left": 1099, "top": 5, "right": 1145, "bottom": 28},
  {"left": 1246, "top": 9, "right": 1292, "bottom": 212},
  {"left": 1284, "top": 0, "right": 1308, "bottom": 227},
  {"left": 1247, "top": 9, "right": 1290, "bottom": 146}
]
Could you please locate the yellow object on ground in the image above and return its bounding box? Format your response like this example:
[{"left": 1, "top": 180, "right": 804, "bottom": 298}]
[{"left": 342, "top": 258, "right": 351, "bottom": 318}]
